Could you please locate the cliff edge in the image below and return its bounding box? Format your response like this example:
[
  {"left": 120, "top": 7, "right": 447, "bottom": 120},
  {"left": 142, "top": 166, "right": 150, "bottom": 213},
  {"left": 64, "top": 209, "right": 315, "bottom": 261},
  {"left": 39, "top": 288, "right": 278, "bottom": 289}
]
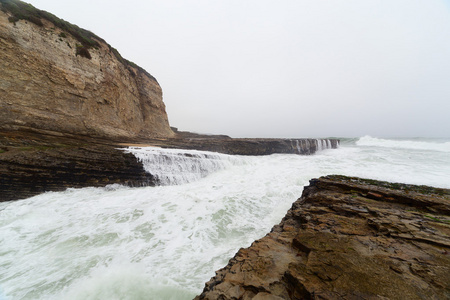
[
  {"left": 196, "top": 175, "right": 450, "bottom": 299},
  {"left": 0, "top": 0, "right": 174, "bottom": 140}
]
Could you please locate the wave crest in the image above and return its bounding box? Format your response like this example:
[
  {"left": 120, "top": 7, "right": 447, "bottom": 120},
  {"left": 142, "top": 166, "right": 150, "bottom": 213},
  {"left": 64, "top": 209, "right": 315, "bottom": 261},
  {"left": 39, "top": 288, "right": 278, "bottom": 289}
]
[{"left": 356, "top": 136, "right": 450, "bottom": 152}]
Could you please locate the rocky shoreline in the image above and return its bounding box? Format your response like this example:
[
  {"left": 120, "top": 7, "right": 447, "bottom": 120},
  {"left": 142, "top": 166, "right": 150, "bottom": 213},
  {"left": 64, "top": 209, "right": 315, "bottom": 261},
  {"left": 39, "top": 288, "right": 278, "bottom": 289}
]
[
  {"left": 195, "top": 175, "right": 450, "bottom": 299},
  {"left": 0, "top": 130, "right": 339, "bottom": 201},
  {"left": 0, "top": 1, "right": 341, "bottom": 202},
  {"left": 0, "top": 131, "right": 155, "bottom": 201},
  {"left": 142, "top": 135, "right": 339, "bottom": 156}
]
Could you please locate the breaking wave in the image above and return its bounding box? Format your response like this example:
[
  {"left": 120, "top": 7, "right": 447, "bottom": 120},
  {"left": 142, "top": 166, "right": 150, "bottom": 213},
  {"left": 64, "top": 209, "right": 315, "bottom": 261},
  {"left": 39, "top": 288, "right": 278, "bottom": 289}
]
[
  {"left": 356, "top": 136, "right": 450, "bottom": 152},
  {"left": 123, "top": 147, "right": 247, "bottom": 185}
]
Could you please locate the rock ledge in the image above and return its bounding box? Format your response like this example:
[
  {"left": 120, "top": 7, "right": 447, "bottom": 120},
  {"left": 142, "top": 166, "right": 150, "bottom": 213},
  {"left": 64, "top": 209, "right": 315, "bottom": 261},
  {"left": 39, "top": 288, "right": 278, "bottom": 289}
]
[{"left": 196, "top": 175, "right": 450, "bottom": 299}]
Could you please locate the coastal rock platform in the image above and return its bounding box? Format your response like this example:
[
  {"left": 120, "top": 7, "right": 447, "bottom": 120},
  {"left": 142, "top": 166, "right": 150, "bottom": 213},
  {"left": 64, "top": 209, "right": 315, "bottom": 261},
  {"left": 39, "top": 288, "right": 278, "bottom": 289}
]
[
  {"left": 0, "top": 130, "right": 339, "bottom": 201},
  {"left": 0, "top": 131, "right": 155, "bottom": 202},
  {"left": 195, "top": 175, "right": 450, "bottom": 299},
  {"left": 0, "top": 1, "right": 339, "bottom": 201}
]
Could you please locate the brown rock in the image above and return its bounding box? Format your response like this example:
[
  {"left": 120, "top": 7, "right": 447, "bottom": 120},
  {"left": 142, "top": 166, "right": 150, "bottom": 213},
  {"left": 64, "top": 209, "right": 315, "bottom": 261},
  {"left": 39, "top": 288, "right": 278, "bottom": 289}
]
[
  {"left": 0, "top": 2, "right": 342, "bottom": 201},
  {"left": 0, "top": 1, "right": 172, "bottom": 200},
  {"left": 142, "top": 137, "right": 340, "bottom": 156},
  {"left": 0, "top": 6, "right": 174, "bottom": 140},
  {"left": 0, "top": 131, "right": 155, "bottom": 201},
  {"left": 0, "top": 131, "right": 341, "bottom": 201},
  {"left": 196, "top": 175, "right": 450, "bottom": 299}
]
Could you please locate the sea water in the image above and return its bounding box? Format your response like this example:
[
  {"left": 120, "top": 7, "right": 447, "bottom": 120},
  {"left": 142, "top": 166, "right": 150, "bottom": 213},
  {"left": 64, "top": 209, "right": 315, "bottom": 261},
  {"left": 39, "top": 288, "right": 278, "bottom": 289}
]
[{"left": 0, "top": 136, "right": 449, "bottom": 300}]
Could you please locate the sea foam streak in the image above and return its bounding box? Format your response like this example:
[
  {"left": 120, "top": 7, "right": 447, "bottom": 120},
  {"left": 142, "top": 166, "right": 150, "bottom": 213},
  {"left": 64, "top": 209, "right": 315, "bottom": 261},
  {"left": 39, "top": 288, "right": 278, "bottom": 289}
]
[
  {"left": 356, "top": 135, "right": 450, "bottom": 152},
  {"left": 1, "top": 137, "right": 450, "bottom": 299},
  {"left": 123, "top": 147, "right": 245, "bottom": 185}
]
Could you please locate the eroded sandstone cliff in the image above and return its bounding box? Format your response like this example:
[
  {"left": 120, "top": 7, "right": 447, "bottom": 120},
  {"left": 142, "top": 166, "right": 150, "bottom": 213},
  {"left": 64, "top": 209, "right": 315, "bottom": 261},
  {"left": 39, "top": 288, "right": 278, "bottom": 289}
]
[
  {"left": 196, "top": 175, "right": 450, "bottom": 299},
  {"left": 0, "top": 1, "right": 342, "bottom": 201},
  {"left": 0, "top": 2, "right": 174, "bottom": 140}
]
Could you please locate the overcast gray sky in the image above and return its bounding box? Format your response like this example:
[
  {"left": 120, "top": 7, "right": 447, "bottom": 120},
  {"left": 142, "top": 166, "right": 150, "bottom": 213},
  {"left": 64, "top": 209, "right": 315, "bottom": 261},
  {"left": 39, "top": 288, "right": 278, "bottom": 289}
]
[{"left": 26, "top": 0, "right": 450, "bottom": 138}]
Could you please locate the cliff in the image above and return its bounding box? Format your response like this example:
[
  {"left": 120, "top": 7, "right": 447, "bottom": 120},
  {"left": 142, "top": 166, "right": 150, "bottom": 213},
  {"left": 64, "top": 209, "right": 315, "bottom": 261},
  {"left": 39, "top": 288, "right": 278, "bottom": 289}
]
[
  {"left": 0, "top": 1, "right": 341, "bottom": 201},
  {"left": 196, "top": 175, "right": 450, "bottom": 299},
  {"left": 0, "top": 0, "right": 174, "bottom": 140}
]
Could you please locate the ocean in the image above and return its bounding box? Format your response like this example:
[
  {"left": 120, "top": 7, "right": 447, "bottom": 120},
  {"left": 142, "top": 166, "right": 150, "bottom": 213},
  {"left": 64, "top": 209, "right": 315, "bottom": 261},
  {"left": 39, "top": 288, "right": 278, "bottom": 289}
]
[{"left": 0, "top": 136, "right": 449, "bottom": 300}]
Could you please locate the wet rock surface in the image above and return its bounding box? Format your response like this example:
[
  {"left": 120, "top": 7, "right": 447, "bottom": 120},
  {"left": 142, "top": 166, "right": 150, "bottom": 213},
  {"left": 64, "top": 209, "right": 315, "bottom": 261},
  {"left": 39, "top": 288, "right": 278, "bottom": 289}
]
[
  {"left": 0, "top": 2, "right": 340, "bottom": 201},
  {"left": 0, "top": 131, "right": 155, "bottom": 201},
  {"left": 195, "top": 175, "right": 450, "bottom": 300},
  {"left": 143, "top": 137, "right": 339, "bottom": 156},
  {"left": 0, "top": 131, "right": 339, "bottom": 201}
]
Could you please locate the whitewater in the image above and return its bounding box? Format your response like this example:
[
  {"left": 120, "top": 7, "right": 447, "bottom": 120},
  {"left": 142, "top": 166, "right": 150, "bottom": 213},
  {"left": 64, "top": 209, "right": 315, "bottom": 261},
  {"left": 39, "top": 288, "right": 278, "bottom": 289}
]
[{"left": 1, "top": 136, "right": 449, "bottom": 300}]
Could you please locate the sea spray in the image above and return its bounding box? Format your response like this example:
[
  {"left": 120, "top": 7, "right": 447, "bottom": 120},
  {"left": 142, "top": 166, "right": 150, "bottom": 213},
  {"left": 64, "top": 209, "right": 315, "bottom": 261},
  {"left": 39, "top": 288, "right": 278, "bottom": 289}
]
[
  {"left": 123, "top": 140, "right": 336, "bottom": 185},
  {"left": 316, "top": 139, "right": 323, "bottom": 151},
  {"left": 356, "top": 136, "right": 450, "bottom": 152},
  {"left": 122, "top": 147, "right": 245, "bottom": 185},
  {"left": 1, "top": 137, "right": 450, "bottom": 299}
]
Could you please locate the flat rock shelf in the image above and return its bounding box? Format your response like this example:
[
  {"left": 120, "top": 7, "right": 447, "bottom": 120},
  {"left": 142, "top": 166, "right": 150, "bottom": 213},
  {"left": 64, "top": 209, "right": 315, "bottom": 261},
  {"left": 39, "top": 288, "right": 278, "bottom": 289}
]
[
  {"left": 0, "top": 131, "right": 339, "bottom": 201},
  {"left": 0, "top": 132, "right": 155, "bottom": 202},
  {"left": 195, "top": 175, "right": 450, "bottom": 300}
]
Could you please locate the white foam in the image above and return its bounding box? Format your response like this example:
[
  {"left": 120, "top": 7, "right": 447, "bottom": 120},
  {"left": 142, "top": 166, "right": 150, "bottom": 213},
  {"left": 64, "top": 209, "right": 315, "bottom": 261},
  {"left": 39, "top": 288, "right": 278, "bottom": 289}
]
[
  {"left": 316, "top": 139, "right": 322, "bottom": 151},
  {"left": 356, "top": 135, "right": 450, "bottom": 152},
  {"left": 1, "top": 139, "right": 449, "bottom": 299},
  {"left": 123, "top": 147, "right": 245, "bottom": 185},
  {"left": 314, "top": 139, "right": 334, "bottom": 152},
  {"left": 295, "top": 140, "right": 301, "bottom": 154}
]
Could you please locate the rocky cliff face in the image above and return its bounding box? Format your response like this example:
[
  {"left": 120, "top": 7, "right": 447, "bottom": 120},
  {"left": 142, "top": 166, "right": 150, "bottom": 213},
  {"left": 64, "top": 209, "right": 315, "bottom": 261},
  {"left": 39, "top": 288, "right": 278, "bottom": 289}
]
[
  {"left": 0, "top": 1, "right": 342, "bottom": 201},
  {"left": 0, "top": 6, "right": 174, "bottom": 140},
  {"left": 196, "top": 175, "right": 450, "bottom": 299}
]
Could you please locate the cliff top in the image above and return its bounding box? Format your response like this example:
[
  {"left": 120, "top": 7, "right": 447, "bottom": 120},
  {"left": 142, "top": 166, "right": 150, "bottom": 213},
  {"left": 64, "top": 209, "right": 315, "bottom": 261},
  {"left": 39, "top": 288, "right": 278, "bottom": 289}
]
[{"left": 0, "top": 0, "right": 156, "bottom": 81}]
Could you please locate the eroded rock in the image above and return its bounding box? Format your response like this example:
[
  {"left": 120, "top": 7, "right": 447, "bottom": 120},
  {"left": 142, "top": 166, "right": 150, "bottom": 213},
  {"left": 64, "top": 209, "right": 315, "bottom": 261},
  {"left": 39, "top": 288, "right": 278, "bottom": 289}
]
[
  {"left": 136, "top": 137, "right": 340, "bottom": 156},
  {"left": 0, "top": 5, "right": 174, "bottom": 140},
  {"left": 196, "top": 175, "right": 450, "bottom": 299},
  {"left": 0, "top": 131, "right": 155, "bottom": 201}
]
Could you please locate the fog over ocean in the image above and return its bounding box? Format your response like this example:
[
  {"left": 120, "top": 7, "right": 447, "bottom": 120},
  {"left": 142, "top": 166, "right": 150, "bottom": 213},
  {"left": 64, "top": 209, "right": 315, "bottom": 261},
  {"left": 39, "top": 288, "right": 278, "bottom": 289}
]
[
  {"left": 1, "top": 136, "right": 449, "bottom": 299},
  {"left": 24, "top": 0, "right": 450, "bottom": 138}
]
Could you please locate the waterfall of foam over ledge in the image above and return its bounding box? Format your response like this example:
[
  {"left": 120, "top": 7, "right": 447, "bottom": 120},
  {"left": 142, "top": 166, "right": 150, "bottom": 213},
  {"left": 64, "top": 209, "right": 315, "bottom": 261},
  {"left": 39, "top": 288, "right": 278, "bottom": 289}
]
[
  {"left": 124, "top": 140, "right": 337, "bottom": 185},
  {"left": 315, "top": 139, "right": 337, "bottom": 152},
  {"left": 288, "top": 139, "right": 338, "bottom": 154},
  {"left": 124, "top": 147, "right": 245, "bottom": 185}
]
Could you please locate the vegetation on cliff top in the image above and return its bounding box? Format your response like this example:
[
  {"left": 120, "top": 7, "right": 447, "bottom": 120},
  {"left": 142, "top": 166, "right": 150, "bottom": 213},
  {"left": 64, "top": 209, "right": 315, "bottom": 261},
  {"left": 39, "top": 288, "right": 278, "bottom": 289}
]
[{"left": 0, "top": 0, "right": 156, "bottom": 81}]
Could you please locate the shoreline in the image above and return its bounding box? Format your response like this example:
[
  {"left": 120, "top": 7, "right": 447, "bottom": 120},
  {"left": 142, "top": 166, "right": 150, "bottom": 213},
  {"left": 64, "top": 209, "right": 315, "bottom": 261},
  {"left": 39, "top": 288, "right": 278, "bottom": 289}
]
[
  {"left": 195, "top": 175, "right": 450, "bottom": 299},
  {"left": 0, "top": 130, "right": 339, "bottom": 201}
]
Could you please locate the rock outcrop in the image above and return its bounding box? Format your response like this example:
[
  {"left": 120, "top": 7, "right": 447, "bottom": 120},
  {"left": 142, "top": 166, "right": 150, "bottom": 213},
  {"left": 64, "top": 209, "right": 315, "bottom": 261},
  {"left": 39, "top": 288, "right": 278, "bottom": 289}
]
[
  {"left": 0, "top": 1, "right": 174, "bottom": 140},
  {"left": 0, "top": 0, "right": 173, "bottom": 201},
  {"left": 138, "top": 137, "right": 339, "bottom": 156},
  {"left": 196, "top": 175, "right": 450, "bottom": 299},
  {"left": 0, "top": 1, "right": 341, "bottom": 201},
  {"left": 136, "top": 137, "right": 340, "bottom": 156},
  {"left": 0, "top": 131, "right": 155, "bottom": 201},
  {"left": 0, "top": 132, "right": 340, "bottom": 201}
]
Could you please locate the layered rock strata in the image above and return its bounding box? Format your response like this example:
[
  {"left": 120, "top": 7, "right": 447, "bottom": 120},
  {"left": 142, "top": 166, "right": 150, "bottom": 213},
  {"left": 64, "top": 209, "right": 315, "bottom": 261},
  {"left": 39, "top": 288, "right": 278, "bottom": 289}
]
[
  {"left": 0, "top": 5, "right": 174, "bottom": 140},
  {"left": 0, "top": 132, "right": 339, "bottom": 201},
  {"left": 0, "top": 131, "right": 155, "bottom": 202},
  {"left": 0, "top": 1, "right": 340, "bottom": 201},
  {"left": 196, "top": 175, "right": 450, "bottom": 299},
  {"left": 135, "top": 137, "right": 340, "bottom": 155},
  {"left": 0, "top": 1, "right": 170, "bottom": 201}
]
